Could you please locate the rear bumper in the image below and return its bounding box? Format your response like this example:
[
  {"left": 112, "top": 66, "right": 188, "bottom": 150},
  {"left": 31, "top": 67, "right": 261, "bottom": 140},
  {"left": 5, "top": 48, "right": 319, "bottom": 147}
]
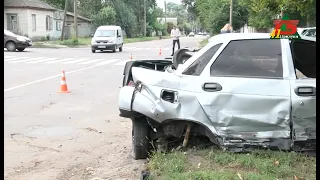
[{"left": 91, "top": 44, "right": 116, "bottom": 50}]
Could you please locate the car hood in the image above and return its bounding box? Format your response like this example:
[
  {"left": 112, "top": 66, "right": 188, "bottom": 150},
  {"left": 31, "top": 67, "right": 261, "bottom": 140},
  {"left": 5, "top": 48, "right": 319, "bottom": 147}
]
[{"left": 16, "top": 35, "right": 31, "bottom": 41}]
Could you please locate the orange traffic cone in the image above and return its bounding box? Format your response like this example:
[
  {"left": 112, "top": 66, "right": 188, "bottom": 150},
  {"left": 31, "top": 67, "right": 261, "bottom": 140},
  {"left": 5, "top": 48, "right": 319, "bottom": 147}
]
[
  {"left": 58, "top": 70, "right": 70, "bottom": 93},
  {"left": 159, "top": 48, "right": 162, "bottom": 56}
]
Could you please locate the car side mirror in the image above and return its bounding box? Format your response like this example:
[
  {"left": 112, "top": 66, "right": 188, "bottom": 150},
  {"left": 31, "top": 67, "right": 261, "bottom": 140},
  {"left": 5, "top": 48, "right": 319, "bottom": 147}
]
[
  {"left": 90, "top": 34, "right": 94, "bottom": 37},
  {"left": 118, "top": 35, "right": 121, "bottom": 37}
]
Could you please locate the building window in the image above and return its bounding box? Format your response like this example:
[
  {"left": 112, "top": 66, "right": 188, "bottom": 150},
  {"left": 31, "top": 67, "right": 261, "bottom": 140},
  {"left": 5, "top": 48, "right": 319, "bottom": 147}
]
[
  {"left": 56, "top": 21, "right": 61, "bottom": 31},
  {"left": 32, "top": 14, "right": 36, "bottom": 31},
  {"left": 46, "top": 15, "right": 53, "bottom": 30},
  {"left": 7, "top": 13, "right": 18, "bottom": 31}
]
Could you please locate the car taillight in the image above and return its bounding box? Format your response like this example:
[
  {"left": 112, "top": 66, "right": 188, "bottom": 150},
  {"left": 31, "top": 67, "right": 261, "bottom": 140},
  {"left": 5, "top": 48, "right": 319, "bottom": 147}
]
[{"left": 128, "top": 80, "right": 135, "bottom": 86}]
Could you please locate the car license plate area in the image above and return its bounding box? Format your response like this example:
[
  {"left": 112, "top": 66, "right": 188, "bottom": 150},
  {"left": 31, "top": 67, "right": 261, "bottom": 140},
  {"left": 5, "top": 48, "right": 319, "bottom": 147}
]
[{"left": 98, "top": 46, "right": 106, "bottom": 48}]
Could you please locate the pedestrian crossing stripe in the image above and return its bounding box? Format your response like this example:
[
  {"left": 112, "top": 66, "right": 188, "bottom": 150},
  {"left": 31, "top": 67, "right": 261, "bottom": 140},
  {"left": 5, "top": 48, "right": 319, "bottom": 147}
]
[{"left": 4, "top": 56, "right": 140, "bottom": 66}]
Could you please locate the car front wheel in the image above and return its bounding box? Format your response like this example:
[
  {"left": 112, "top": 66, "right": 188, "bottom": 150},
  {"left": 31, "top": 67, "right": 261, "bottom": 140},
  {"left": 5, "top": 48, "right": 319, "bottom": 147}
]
[
  {"left": 6, "top": 41, "right": 16, "bottom": 52},
  {"left": 132, "top": 116, "right": 150, "bottom": 160}
]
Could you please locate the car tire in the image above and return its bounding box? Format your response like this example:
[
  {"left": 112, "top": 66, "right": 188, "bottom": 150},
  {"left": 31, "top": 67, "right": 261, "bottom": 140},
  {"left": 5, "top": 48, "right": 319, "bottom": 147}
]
[
  {"left": 119, "top": 46, "right": 123, "bottom": 52},
  {"left": 92, "top": 50, "right": 95, "bottom": 53},
  {"left": 112, "top": 47, "right": 116, "bottom": 53},
  {"left": 6, "top": 41, "right": 16, "bottom": 52},
  {"left": 132, "top": 117, "right": 150, "bottom": 160},
  {"left": 17, "top": 48, "right": 25, "bottom": 52}
]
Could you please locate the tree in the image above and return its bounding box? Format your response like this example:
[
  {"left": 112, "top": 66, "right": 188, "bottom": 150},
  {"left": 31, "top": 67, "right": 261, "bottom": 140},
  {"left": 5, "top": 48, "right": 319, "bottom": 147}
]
[
  {"left": 110, "top": 0, "right": 139, "bottom": 37},
  {"left": 196, "top": 0, "right": 248, "bottom": 34},
  {"left": 92, "top": 6, "right": 116, "bottom": 27}
]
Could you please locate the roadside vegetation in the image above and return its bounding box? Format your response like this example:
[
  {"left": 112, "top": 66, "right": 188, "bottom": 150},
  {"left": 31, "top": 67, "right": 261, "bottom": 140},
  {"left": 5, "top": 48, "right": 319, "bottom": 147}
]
[
  {"left": 199, "top": 38, "right": 209, "bottom": 47},
  {"left": 146, "top": 148, "right": 316, "bottom": 180},
  {"left": 33, "top": 36, "right": 171, "bottom": 47}
]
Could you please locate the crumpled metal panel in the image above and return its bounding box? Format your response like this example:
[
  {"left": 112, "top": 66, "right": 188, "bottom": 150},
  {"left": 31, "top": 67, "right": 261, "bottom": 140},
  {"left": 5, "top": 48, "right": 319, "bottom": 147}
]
[
  {"left": 290, "top": 79, "right": 316, "bottom": 141},
  {"left": 291, "top": 97, "right": 316, "bottom": 140},
  {"left": 126, "top": 67, "right": 295, "bottom": 150}
]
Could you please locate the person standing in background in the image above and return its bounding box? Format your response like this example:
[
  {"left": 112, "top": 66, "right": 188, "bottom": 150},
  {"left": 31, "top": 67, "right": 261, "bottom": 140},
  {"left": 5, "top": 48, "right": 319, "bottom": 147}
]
[
  {"left": 220, "top": 23, "right": 233, "bottom": 34},
  {"left": 170, "top": 25, "right": 181, "bottom": 56}
]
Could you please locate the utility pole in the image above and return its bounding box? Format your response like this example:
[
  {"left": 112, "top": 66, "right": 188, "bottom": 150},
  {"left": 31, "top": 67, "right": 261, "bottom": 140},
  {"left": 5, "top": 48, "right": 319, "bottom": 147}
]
[
  {"left": 73, "top": 0, "right": 78, "bottom": 39},
  {"left": 144, "top": 0, "right": 146, "bottom": 36},
  {"left": 60, "top": 0, "right": 68, "bottom": 40},
  {"left": 229, "top": 0, "right": 233, "bottom": 26}
]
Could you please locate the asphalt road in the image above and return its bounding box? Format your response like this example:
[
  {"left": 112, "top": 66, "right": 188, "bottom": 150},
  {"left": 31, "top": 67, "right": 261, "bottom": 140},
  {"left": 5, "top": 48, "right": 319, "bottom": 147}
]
[{"left": 4, "top": 35, "right": 207, "bottom": 180}]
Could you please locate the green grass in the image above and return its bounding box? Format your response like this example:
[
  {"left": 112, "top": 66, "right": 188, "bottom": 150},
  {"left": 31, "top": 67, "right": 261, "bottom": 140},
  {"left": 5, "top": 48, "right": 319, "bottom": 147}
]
[
  {"left": 146, "top": 149, "right": 316, "bottom": 180},
  {"left": 199, "top": 38, "right": 209, "bottom": 47},
  {"left": 40, "top": 36, "right": 171, "bottom": 47}
]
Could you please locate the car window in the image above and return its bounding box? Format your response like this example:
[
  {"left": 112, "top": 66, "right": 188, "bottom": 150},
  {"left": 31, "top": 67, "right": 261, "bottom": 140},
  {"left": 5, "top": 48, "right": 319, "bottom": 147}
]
[
  {"left": 182, "top": 43, "right": 222, "bottom": 76},
  {"left": 94, "top": 30, "right": 115, "bottom": 37},
  {"left": 210, "top": 39, "right": 283, "bottom": 78},
  {"left": 290, "top": 39, "right": 316, "bottom": 79}
]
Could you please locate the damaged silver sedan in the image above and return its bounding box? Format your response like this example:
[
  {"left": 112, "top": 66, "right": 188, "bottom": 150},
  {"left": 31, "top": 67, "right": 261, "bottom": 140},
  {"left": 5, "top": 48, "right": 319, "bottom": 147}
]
[{"left": 118, "top": 33, "right": 316, "bottom": 159}]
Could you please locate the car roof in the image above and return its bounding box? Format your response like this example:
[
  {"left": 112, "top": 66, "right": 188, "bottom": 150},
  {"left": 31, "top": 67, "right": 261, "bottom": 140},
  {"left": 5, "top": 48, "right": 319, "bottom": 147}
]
[
  {"left": 209, "top": 33, "right": 315, "bottom": 43},
  {"left": 97, "top": 26, "right": 121, "bottom": 30}
]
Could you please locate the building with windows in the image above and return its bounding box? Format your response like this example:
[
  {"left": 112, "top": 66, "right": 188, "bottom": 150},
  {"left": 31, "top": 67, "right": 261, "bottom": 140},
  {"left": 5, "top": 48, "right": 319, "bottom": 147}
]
[{"left": 4, "top": 0, "right": 93, "bottom": 40}]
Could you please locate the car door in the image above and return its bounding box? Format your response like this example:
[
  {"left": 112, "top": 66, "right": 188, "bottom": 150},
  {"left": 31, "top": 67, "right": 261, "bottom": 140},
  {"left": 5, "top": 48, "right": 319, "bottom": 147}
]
[
  {"left": 192, "top": 39, "right": 292, "bottom": 150},
  {"left": 288, "top": 39, "right": 316, "bottom": 152},
  {"left": 116, "top": 29, "right": 121, "bottom": 46}
]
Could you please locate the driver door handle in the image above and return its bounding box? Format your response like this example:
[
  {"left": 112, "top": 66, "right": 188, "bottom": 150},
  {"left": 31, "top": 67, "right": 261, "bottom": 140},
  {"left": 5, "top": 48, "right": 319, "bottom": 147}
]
[
  {"left": 294, "top": 86, "right": 316, "bottom": 96},
  {"left": 202, "top": 83, "right": 222, "bottom": 92}
]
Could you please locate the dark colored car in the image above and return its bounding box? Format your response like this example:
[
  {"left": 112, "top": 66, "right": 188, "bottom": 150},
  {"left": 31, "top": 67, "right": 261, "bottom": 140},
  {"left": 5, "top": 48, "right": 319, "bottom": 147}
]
[{"left": 4, "top": 29, "right": 32, "bottom": 52}]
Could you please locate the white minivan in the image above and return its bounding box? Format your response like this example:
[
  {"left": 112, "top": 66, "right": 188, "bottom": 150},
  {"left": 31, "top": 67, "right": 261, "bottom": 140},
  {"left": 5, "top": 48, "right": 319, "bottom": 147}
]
[{"left": 91, "top": 25, "right": 123, "bottom": 53}]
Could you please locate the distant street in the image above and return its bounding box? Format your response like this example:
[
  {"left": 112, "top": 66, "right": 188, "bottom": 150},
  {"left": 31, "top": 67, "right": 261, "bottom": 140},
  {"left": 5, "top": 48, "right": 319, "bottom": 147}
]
[{"left": 4, "top": 35, "right": 206, "bottom": 180}]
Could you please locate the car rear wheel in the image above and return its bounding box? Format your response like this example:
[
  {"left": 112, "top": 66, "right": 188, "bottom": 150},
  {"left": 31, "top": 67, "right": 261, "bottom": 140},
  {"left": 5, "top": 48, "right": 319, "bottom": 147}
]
[
  {"left": 92, "top": 50, "right": 95, "bottom": 53},
  {"left": 17, "top": 48, "right": 25, "bottom": 52},
  {"left": 6, "top": 41, "right": 16, "bottom": 52},
  {"left": 132, "top": 117, "right": 150, "bottom": 160}
]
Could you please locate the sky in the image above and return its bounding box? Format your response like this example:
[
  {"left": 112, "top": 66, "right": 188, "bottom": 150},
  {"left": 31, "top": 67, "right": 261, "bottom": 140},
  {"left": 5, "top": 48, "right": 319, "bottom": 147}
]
[{"left": 156, "top": 0, "right": 182, "bottom": 9}]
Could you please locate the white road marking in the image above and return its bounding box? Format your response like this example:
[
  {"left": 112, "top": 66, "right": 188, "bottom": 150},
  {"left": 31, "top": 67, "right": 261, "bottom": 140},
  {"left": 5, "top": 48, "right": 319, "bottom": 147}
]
[
  {"left": 61, "top": 58, "right": 89, "bottom": 64},
  {"left": 44, "top": 58, "right": 75, "bottom": 64},
  {"left": 4, "top": 56, "right": 15, "bottom": 58},
  {"left": 27, "top": 58, "right": 58, "bottom": 63},
  {"left": 114, "top": 59, "right": 130, "bottom": 66},
  {"left": 4, "top": 57, "right": 30, "bottom": 62},
  {"left": 4, "top": 65, "right": 100, "bottom": 92},
  {"left": 79, "top": 59, "right": 104, "bottom": 65},
  {"left": 9, "top": 57, "right": 45, "bottom": 63},
  {"left": 95, "top": 59, "right": 119, "bottom": 66}
]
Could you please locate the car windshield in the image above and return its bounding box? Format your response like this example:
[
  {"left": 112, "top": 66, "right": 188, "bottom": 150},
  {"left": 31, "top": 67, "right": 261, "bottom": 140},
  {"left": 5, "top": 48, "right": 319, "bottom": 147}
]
[
  {"left": 94, "top": 30, "right": 115, "bottom": 37},
  {"left": 4, "top": 29, "right": 15, "bottom": 36}
]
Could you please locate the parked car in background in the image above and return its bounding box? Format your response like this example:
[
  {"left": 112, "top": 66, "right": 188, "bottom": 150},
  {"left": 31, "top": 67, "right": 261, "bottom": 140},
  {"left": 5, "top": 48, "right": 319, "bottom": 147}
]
[
  {"left": 4, "top": 29, "right": 32, "bottom": 52},
  {"left": 188, "top": 32, "right": 195, "bottom": 37},
  {"left": 302, "top": 28, "right": 316, "bottom": 37},
  {"left": 118, "top": 33, "right": 316, "bottom": 159},
  {"left": 297, "top": 27, "right": 316, "bottom": 37}
]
